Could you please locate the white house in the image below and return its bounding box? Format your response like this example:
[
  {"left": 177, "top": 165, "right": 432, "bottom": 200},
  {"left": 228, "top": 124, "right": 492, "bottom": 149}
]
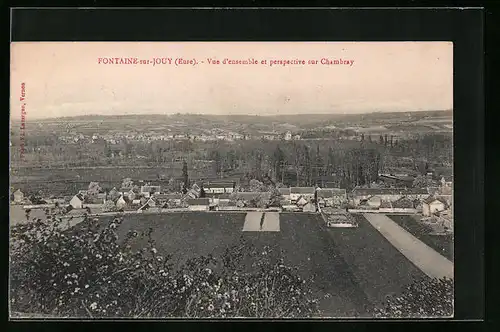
[
  {"left": 422, "top": 197, "right": 447, "bottom": 217},
  {"left": 69, "top": 193, "right": 84, "bottom": 209},
  {"left": 204, "top": 182, "right": 234, "bottom": 194},
  {"left": 290, "top": 187, "right": 316, "bottom": 202},
  {"left": 284, "top": 131, "right": 292, "bottom": 141}
]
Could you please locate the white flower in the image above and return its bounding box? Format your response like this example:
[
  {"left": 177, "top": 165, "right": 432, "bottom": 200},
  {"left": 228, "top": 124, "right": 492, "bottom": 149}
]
[
  {"left": 85, "top": 284, "right": 89, "bottom": 289},
  {"left": 96, "top": 254, "right": 102, "bottom": 259},
  {"left": 63, "top": 262, "right": 70, "bottom": 267},
  {"left": 207, "top": 304, "right": 214, "bottom": 311},
  {"left": 74, "top": 287, "right": 80, "bottom": 293},
  {"left": 90, "top": 302, "right": 97, "bottom": 310},
  {"left": 151, "top": 248, "right": 157, "bottom": 254},
  {"left": 205, "top": 268, "right": 212, "bottom": 275},
  {"left": 224, "top": 302, "right": 231, "bottom": 309},
  {"left": 53, "top": 283, "right": 57, "bottom": 286}
]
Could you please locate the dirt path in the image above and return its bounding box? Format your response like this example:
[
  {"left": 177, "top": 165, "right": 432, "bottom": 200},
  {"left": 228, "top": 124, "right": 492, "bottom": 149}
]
[{"left": 363, "top": 213, "right": 453, "bottom": 279}]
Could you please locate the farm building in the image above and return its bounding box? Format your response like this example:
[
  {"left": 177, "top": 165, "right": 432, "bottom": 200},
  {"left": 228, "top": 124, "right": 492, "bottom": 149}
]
[
  {"left": 12, "top": 189, "right": 24, "bottom": 203},
  {"left": 422, "top": 197, "right": 448, "bottom": 217},
  {"left": 187, "top": 198, "right": 211, "bottom": 211},
  {"left": 316, "top": 188, "right": 347, "bottom": 208},
  {"left": 392, "top": 197, "right": 416, "bottom": 209},
  {"left": 290, "top": 187, "right": 316, "bottom": 202},
  {"left": 69, "top": 194, "right": 84, "bottom": 209},
  {"left": 204, "top": 182, "right": 235, "bottom": 194},
  {"left": 140, "top": 185, "right": 161, "bottom": 198}
]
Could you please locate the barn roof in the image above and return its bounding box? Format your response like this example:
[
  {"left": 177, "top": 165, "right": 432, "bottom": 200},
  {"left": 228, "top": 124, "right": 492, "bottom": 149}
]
[{"left": 290, "top": 187, "right": 316, "bottom": 194}]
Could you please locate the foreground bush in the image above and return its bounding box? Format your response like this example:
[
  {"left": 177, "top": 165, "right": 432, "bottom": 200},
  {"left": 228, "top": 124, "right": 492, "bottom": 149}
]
[
  {"left": 374, "top": 277, "right": 454, "bottom": 318},
  {"left": 10, "top": 213, "right": 320, "bottom": 318}
]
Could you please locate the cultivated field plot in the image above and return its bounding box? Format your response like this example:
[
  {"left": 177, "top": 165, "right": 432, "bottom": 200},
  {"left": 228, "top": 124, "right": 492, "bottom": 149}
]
[
  {"left": 387, "top": 215, "right": 454, "bottom": 261},
  {"left": 324, "top": 214, "right": 428, "bottom": 306},
  {"left": 69, "top": 212, "right": 428, "bottom": 317}
]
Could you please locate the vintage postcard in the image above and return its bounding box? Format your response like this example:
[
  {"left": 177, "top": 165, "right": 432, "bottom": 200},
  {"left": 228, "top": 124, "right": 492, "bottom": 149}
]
[{"left": 9, "top": 41, "right": 453, "bottom": 319}]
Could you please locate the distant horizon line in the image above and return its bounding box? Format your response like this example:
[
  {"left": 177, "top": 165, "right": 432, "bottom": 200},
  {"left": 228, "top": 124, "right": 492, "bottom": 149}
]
[{"left": 22, "top": 109, "right": 453, "bottom": 121}]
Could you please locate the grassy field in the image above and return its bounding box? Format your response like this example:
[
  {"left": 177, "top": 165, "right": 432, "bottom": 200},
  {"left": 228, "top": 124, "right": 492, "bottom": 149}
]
[
  {"left": 387, "top": 215, "right": 454, "bottom": 261},
  {"left": 324, "top": 214, "right": 428, "bottom": 306},
  {"left": 65, "top": 212, "right": 430, "bottom": 317}
]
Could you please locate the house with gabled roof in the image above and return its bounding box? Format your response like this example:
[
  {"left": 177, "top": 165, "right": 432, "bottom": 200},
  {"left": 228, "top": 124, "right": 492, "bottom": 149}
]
[
  {"left": 303, "top": 202, "right": 317, "bottom": 213},
  {"left": 115, "top": 196, "right": 127, "bottom": 210},
  {"left": 422, "top": 196, "right": 448, "bottom": 217},
  {"left": 70, "top": 193, "right": 85, "bottom": 209},
  {"left": 12, "top": 189, "right": 24, "bottom": 204},
  {"left": 137, "top": 197, "right": 158, "bottom": 212}
]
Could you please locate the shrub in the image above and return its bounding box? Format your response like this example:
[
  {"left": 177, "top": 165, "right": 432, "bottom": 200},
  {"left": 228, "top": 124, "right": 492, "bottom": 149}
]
[
  {"left": 10, "top": 212, "right": 320, "bottom": 318},
  {"left": 373, "top": 277, "right": 454, "bottom": 318}
]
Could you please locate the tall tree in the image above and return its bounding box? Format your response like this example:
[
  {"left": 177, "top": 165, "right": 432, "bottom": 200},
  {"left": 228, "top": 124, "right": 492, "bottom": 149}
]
[
  {"left": 273, "top": 145, "right": 285, "bottom": 183},
  {"left": 293, "top": 143, "right": 302, "bottom": 186},
  {"left": 182, "top": 161, "right": 189, "bottom": 192},
  {"left": 303, "top": 145, "right": 312, "bottom": 186},
  {"left": 314, "top": 145, "right": 323, "bottom": 183}
]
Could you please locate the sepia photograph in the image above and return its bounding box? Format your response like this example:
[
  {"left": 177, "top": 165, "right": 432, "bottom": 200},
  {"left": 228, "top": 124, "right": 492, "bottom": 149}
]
[{"left": 10, "top": 41, "right": 454, "bottom": 319}]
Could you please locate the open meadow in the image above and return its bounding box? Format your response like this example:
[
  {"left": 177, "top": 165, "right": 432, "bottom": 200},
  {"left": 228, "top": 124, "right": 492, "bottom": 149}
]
[{"left": 68, "top": 211, "right": 429, "bottom": 317}]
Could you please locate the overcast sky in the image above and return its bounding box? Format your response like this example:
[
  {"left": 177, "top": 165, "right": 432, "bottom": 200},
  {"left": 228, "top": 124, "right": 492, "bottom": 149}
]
[{"left": 10, "top": 42, "right": 452, "bottom": 120}]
